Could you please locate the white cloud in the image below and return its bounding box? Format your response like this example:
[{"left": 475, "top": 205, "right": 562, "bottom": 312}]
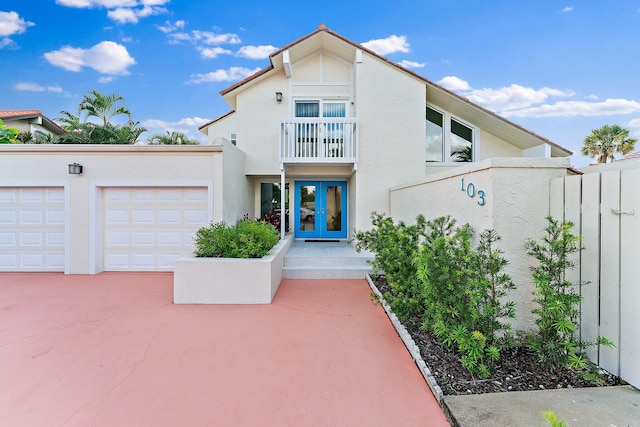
[
  {"left": 504, "top": 98, "right": 640, "bottom": 118},
  {"left": 55, "top": 0, "right": 168, "bottom": 23},
  {"left": 362, "top": 35, "right": 409, "bottom": 55},
  {"left": 198, "top": 46, "right": 232, "bottom": 59},
  {"left": 14, "top": 82, "right": 63, "bottom": 93},
  {"left": 467, "top": 84, "right": 575, "bottom": 112},
  {"left": 562, "top": 6, "right": 574, "bottom": 12},
  {"left": 107, "top": 8, "right": 137, "bottom": 23},
  {"left": 44, "top": 41, "right": 136, "bottom": 75},
  {"left": 56, "top": 0, "right": 138, "bottom": 8},
  {"left": 189, "top": 67, "right": 261, "bottom": 83},
  {"left": 166, "top": 30, "right": 242, "bottom": 45},
  {"left": 0, "top": 11, "right": 35, "bottom": 47},
  {"left": 98, "top": 76, "right": 113, "bottom": 83},
  {"left": 437, "top": 76, "right": 471, "bottom": 91},
  {"left": 107, "top": 5, "right": 167, "bottom": 24},
  {"left": 627, "top": 118, "right": 640, "bottom": 138},
  {"left": 398, "top": 60, "right": 426, "bottom": 69},
  {"left": 157, "top": 20, "right": 185, "bottom": 33},
  {"left": 237, "top": 45, "right": 278, "bottom": 60},
  {"left": 0, "top": 38, "right": 14, "bottom": 48}
]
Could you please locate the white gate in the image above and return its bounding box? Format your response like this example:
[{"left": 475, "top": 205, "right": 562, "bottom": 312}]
[{"left": 549, "top": 168, "right": 640, "bottom": 388}]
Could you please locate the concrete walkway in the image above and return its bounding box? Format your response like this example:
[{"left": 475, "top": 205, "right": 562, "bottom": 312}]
[
  {"left": 0, "top": 273, "right": 449, "bottom": 426},
  {"left": 444, "top": 385, "right": 640, "bottom": 427}
]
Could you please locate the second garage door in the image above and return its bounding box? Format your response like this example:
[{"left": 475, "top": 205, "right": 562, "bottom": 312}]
[{"left": 102, "top": 187, "right": 209, "bottom": 271}]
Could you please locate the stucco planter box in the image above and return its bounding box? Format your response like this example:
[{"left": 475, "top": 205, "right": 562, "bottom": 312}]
[{"left": 173, "top": 233, "right": 293, "bottom": 304}]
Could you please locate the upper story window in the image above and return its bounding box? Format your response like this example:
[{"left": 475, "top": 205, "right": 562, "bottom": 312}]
[
  {"left": 229, "top": 132, "right": 237, "bottom": 145},
  {"left": 295, "top": 100, "right": 346, "bottom": 118},
  {"left": 426, "top": 106, "right": 474, "bottom": 163}
]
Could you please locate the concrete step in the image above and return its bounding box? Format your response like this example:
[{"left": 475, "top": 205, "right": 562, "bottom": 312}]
[
  {"left": 282, "top": 240, "right": 373, "bottom": 279},
  {"left": 282, "top": 265, "right": 371, "bottom": 279}
]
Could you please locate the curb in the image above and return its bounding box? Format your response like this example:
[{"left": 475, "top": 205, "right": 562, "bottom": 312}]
[{"left": 365, "top": 275, "right": 444, "bottom": 403}]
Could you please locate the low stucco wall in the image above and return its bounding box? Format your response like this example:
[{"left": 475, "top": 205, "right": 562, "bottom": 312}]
[
  {"left": 173, "top": 233, "right": 294, "bottom": 304},
  {"left": 0, "top": 144, "right": 249, "bottom": 274},
  {"left": 389, "top": 157, "right": 572, "bottom": 331}
]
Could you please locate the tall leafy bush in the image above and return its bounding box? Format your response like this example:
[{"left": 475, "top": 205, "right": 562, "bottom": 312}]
[
  {"left": 418, "top": 219, "right": 516, "bottom": 378},
  {"left": 525, "top": 216, "right": 613, "bottom": 369},
  {"left": 354, "top": 212, "right": 427, "bottom": 319}
]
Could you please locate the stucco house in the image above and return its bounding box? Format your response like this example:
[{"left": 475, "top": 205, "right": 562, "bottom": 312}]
[
  {"left": 0, "top": 25, "right": 574, "bottom": 275},
  {"left": 199, "top": 24, "right": 572, "bottom": 241},
  {"left": 0, "top": 110, "right": 66, "bottom": 140}
]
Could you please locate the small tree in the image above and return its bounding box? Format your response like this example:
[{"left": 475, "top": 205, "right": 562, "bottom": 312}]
[
  {"left": 581, "top": 124, "right": 637, "bottom": 163},
  {"left": 525, "top": 216, "right": 613, "bottom": 369}
]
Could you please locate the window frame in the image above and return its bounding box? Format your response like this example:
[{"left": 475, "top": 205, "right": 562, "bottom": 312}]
[{"left": 426, "top": 105, "right": 477, "bottom": 164}]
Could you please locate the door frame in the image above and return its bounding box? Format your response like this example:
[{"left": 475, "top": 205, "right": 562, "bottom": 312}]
[{"left": 294, "top": 180, "right": 347, "bottom": 239}]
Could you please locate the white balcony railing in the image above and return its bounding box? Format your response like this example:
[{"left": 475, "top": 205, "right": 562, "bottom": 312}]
[{"left": 280, "top": 118, "right": 358, "bottom": 164}]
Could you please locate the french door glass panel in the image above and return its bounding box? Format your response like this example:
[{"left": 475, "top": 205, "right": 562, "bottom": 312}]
[{"left": 295, "top": 181, "right": 347, "bottom": 238}]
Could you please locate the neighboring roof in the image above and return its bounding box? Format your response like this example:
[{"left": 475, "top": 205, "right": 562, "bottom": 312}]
[
  {"left": 619, "top": 151, "right": 640, "bottom": 161},
  {"left": 206, "top": 24, "right": 572, "bottom": 157},
  {"left": 0, "top": 109, "right": 66, "bottom": 135},
  {"left": 198, "top": 110, "right": 235, "bottom": 132}
]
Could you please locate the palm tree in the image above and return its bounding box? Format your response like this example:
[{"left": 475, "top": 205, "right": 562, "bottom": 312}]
[
  {"left": 581, "top": 124, "right": 637, "bottom": 163},
  {"left": 79, "top": 90, "right": 131, "bottom": 126},
  {"left": 56, "top": 110, "right": 83, "bottom": 131},
  {"left": 451, "top": 145, "right": 473, "bottom": 162},
  {"left": 148, "top": 131, "right": 200, "bottom": 145}
]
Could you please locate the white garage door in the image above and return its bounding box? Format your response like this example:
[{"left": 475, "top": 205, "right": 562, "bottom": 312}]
[
  {"left": 0, "top": 187, "right": 65, "bottom": 271},
  {"left": 102, "top": 187, "right": 209, "bottom": 271}
]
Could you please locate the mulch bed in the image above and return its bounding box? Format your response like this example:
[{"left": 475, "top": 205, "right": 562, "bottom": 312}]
[{"left": 370, "top": 275, "right": 622, "bottom": 395}]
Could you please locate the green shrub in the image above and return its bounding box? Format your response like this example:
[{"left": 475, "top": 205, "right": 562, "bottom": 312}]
[
  {"left": 525, "top": 216, "right": 614, "bottom": 369},
  {"left": 354, "top": 212, "right": 427, "bottom": 319},
  {"left": 193, "top": 218, "right": 279, "bottom": 259},
  {"left": 0, "top": 120, "right": 19, "bottom": 144},
  {"left": 357, "top": 213, "right": 516, "bottom": 378},
  {"left": 418, "top": 220, "right": 516, "bottom": 378}
]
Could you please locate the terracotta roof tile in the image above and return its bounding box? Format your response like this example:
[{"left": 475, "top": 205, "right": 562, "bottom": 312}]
[{"left": 0, "top": 109, "right": 43, "bottom": 119}]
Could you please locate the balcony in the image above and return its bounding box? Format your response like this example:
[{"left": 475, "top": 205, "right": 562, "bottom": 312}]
[{"left": 280, "top": 118, "right": 358, "bottom": 164}]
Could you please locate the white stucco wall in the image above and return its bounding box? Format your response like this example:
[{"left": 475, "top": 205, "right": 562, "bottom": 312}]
[
  {"left": 479, "top": 130, "right": 524, "bottom": 159},
  {"left": 389, "top": 157, "right": 572, "bottom": 331},
  {"left": 352, "top": 53, "right": 427, "bottom": 233},
  {"left": 216, "top": 138, "right": 252, "bottom": 222},
  {"left": 0, "top": 145, "right": 225, "bottom": 274}
]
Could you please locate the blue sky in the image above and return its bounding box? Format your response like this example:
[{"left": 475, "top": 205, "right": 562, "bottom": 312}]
[{"left": 2, "top": 1, "right": 640, "bottom": 166}]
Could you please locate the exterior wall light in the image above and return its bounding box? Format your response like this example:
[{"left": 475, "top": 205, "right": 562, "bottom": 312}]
[
  {"left": 275, "top": 92, "right": 283, "bottom": 103},
  {"left": 68, "top": 163, "right": 83, "bottom": 175}
]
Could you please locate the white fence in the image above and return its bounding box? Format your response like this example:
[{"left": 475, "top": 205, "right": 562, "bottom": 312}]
[{"left": 549, "top": 167, "right": 640, "bottom": 388}]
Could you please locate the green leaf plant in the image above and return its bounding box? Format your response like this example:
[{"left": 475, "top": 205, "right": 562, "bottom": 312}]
[
  {"left": 354, "top": 212, "right": 428, "bottom": 319},
  {"left": 525, "top": 216, "right": 614, "bottom": 373},
  {"left": 418, "top": 218, "right": 516, "bottom": 378}
]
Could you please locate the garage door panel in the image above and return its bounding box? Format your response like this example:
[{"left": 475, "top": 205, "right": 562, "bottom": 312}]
[
  {"left": 0, "top": 187, "right": 65, "bottom": 272},
  {"left": 103, "top": 187, "right": 208, "bottom": 271},
  {"left": 185, "top": 209, "right": 208, "bottom": 224},
  {"left": 132, "top": 210, "right": 155, "bottom": 224}
]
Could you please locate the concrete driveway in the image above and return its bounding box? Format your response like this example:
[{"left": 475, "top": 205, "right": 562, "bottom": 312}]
[{"left": 0, "top": 273, "right": 449, "bottom": 426}]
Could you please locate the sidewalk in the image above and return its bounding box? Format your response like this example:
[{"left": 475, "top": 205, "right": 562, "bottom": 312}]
[
  {"left": 0, "top": 273, "right": 450, "bottom": 426},
  {"left": 444, "top": 385, "right": 640, "bottom": 427}
]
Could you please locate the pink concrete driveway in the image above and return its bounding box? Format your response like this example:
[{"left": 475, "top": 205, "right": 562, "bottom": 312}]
[{"left": 0, "top": 273, "right": 449, "bottom": 426}]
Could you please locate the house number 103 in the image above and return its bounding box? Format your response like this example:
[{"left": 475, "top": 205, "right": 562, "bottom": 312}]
[{"left": 461, "top": 177, "right": 486, "bottom": 206}]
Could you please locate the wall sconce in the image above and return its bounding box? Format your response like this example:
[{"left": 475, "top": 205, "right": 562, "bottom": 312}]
[
  {"left": 68, "top": 163, "right": 83, "bottom": 175},
  {"left": 275, "top": 92, "right": 283, "bottom": 103}
]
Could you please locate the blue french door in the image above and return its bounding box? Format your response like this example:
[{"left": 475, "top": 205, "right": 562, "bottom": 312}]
[{"left": 294, "top": 181, "right": 347, "bottom": 239}]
